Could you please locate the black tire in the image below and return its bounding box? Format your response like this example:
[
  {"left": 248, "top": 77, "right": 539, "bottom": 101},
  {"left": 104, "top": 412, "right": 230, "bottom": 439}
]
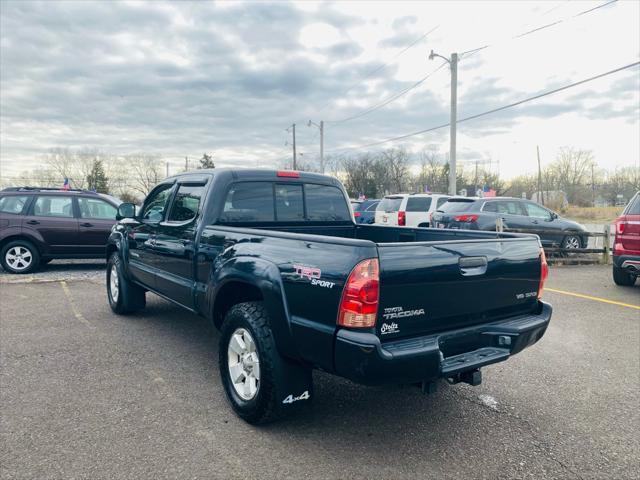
[
  {"left": 107, "top": 253, "right": 146, "bottom": 314},
  {"left": 562, "top": 235, "right": 582, "bottom": 250},
  {"left": 0, "top": 239, "right": 40, "bottom": 274},
  {"left": 219, "top": 302, "right": 312, "bottom": 424},
  {"left": 613, "top": 265, "right": 636, "bottom": 286}
]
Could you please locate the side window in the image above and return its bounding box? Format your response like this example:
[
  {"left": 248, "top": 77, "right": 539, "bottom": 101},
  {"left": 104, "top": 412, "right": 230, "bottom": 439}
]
[
  {"left": 220, "top": 182, "right": 275, "bottom": 222},
  {"left": 78, "top": 197, "right": 117, "bottom": 220},
  {"left": 0, "top": 195, "right": 28, "bottom": 214},
  {"left": 275, "top": 184, "right": 304, "bottom": 221},
  {"left": 141, "top": 184, "right": 174, "bottom": 223},
  {"left": 168, "top": 185, "right": 205, "bottom": 222},
  {"left": 483, "top": 201, "right": 498, "bottom": 213},
  {"left": 33, "top": 196, "right": 73, "bottom": 217},
  {"left": 625, "top": 194, "right": 640, "bottom": 215},
  {"left": 524, "top": 202, "right": 552, "bottom": 220},
  {"left": 406, "top": 197, "right": 432, "bottom": 212},
  {"left": 305, "top": 184, "right": 351, "bottom": 221},
  {"left": 436, "top": 197, "right": 449, "bottom": 209}
]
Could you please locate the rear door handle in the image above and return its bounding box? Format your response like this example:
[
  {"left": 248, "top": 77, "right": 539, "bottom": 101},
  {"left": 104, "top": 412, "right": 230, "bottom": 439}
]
[
  {"left": 26, "top": 220, "right": 40, "bottom": 225},
  {"left": 80, "top": 222, "right": 94, "bottom": 227}
]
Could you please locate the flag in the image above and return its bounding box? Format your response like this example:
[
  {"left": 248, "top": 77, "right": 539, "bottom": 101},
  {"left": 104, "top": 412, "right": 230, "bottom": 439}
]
[
  {"left": 62, "top": 178, "right": 70, "bottom": 191},
  {"left": 484, "top": 189, "right": 496, "bottom": 197}
]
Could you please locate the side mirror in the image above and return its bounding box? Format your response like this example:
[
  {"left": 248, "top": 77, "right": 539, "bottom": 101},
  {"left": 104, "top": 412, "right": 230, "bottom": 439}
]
[
  {"left": 550, "top": 212, "right": 558, "bottom": 220},
  {"left": 116, "top": 202, "right": 136, "bottom": 220}
]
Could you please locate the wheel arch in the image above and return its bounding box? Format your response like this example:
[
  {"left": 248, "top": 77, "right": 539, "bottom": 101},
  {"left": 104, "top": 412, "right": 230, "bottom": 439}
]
[{"left": 0, "top": 234, "right": 44, "bottom": 255}]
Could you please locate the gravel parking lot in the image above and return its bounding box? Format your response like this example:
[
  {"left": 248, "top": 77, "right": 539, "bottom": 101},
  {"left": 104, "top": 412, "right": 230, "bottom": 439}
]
[{"left": 1, "top": 265, "right": 638, "bottom": 479}]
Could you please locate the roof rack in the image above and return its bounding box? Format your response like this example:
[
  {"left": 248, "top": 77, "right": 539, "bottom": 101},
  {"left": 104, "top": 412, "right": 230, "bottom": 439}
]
[{"left": 1, "top": 186, "right": 99, "bottom": 194}]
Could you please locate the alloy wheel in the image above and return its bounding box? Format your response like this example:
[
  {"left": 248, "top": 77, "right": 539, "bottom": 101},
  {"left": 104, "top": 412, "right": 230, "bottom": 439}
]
[
  {"left": 5, "top": 246, "right": 33, "bottom": 272},
  {"left": 227, "top": 328, "right": 261, "bottom": 401}
]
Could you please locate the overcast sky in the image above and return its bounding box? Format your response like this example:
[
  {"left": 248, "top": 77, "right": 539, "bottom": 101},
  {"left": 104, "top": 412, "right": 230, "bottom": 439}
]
[{"left": 1, "top": 0, "right": 639, "bottom": 180}]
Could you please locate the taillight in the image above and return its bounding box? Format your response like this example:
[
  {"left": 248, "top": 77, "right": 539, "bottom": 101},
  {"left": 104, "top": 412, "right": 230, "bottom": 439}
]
[
  {"left": 398, "top": 211, "right": 406, "bottom": 226},
  {"left": 616, "top": 220, "right": 626, "bottom": 235},
  {"left": 454, "top": 214, "right": 479, "bottom": 222},
  {"left": 277, "top": 170, "right": 300, "bottom": 178},
  {"left": 354, "top": 211, "right": 361, "bottom": 218},
  {"left": 538, "top": 248, "right": 549, "bottom": 299},
  {"left": 337, "top": 258, "right": 380, "bottom": 328}
]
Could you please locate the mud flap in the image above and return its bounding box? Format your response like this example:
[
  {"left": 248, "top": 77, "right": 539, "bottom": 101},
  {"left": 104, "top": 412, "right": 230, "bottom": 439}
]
[{"left": 273, "top": 356, "right": 313, "bottom": 413}]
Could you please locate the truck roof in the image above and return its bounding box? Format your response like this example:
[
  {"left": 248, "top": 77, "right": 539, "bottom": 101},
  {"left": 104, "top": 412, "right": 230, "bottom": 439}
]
[{"left": 165, "top": 168, "right": 343, "bottom": 187}]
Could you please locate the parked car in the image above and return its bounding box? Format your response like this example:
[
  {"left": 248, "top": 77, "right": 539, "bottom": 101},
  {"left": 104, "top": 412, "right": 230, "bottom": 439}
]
[
  {"left": 350, "top": 199, "right": 380, "bottom": 224},
  {"left": 0, "top": 187, "right": 121, "bottom": 273},
  {"left": 612, "top": 191, "right": 640, "bottom": 286},
  {"left": 431, "top": 197, "right": 588, "bottom": 249},
  {"left": 107, "top": 169, "right": 551, "bottom": 424},
  {"left": 374, "top": 193, "right": 450, "bottom": 227}
]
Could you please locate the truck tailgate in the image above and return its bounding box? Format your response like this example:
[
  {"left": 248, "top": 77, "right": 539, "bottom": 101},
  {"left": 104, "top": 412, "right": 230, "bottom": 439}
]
[{"left": 376, "top": 238, "right": 543, "bottom": 339}]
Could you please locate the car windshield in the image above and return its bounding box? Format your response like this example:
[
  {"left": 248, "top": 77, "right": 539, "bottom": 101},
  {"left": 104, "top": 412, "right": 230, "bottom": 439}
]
[
  {"left": 377, "top": 197, "right": 403, "bottom": 212},
  {"left": 439, "top": 199, "right": 475, "bottom": 213}
]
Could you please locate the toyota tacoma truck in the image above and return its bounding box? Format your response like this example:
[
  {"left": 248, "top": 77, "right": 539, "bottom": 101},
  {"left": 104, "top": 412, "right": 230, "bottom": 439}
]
[{"left": 106, "top": 169, "right": 552, "bottom": 424}]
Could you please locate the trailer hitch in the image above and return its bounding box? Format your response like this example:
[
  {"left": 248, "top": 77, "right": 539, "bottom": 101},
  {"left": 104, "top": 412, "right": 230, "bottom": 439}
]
[{"left": 446, "top": 368, "right": 482, "bottom": 387}]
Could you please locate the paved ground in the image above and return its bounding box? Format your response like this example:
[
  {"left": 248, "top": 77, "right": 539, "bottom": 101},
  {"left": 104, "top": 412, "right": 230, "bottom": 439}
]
[{"left": 0, "top": 265, "right": 638, "bottom": 479}]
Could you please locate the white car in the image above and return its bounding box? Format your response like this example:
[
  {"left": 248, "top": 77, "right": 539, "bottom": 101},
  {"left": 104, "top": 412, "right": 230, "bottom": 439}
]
[{"left": 375, "top": 193, "right": 451, "bottom": 227}]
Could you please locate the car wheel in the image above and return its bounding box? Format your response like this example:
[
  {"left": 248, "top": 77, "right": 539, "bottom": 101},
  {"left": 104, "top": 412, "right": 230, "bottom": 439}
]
[
  {"left": 107, "top": 253, "right": 146, "bottom": 314},
  {"left": 0, "top": 240, "right": 40, "bottom": 274},
  {"left": 219, "top": 301, "right": 312, "bottom": 424},
  {"left": 562, "top": 235, "right": 581, "bottom": 250},
  {"left": 612, "top": 265, "right": 636, "bottom": 286}
]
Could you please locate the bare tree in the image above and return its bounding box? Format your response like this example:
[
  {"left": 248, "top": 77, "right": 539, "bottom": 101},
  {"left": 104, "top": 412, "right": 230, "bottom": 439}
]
[
  {"left": 125, "top": 154, "right": 163, "bottom": 196},
  {"left": 380, "top": 147, "right": 409, "bottom": 193}
]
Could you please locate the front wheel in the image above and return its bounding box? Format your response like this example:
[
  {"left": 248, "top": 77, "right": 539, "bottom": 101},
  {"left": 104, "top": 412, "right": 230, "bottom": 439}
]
[
  {"left": 1, "top": 240, "right": 40, "bottom": 274},
  {"left": 219, "top": 302, "right": 312, "bottom": 424},
  {"left": 107, "top": 253, "right": 146, "bottom": 314},
  {"left": 613, "top": 265, "right": 636, "bottom": 286},
  {"left": 562, "top": 235, "right": 582, "bottom": 250}
]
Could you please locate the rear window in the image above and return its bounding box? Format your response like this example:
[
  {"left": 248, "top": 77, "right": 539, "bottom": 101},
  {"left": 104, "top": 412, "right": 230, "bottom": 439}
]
[
  {"left": 365, "top": 201, "right": 379, "bottom": 212},
  {"left": 219, "top": 182, "right": 350, "bottom": 223},
  {"left": 439, "top": 199, "right": 475, "bottom": 213},
  {"left": 220, "top": 182, "right": 275, "bottom": 222},
  {"left": 624, "top": 193, "right": 640, "bottom": 215},
  {"left": 305, "top": 184, "right": 351, "bottom": 221},
  {"left": 0, "top": 195, "right": 28, "bottom": 214},
  {"left": 406, "top": 197, "right": 432, "bottom": 212},
  {"left": 377, "top": 197, "right": 403, "bottom": 212}
]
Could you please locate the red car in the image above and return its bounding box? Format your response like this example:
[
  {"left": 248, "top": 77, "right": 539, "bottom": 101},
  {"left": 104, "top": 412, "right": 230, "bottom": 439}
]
[{"left": 612, "top": 191, "right": 640, "bottom": 286}]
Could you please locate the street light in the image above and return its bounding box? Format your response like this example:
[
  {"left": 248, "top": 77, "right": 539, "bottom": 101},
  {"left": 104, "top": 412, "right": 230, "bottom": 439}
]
[{"left": 429, "top": 49, "right": 459, "bottom": 196}]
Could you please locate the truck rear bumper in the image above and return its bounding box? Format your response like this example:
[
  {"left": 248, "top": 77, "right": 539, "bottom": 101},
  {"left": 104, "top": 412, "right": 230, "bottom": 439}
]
[{"left": 334, "top": 301, "right": 552, "bottom": 386}]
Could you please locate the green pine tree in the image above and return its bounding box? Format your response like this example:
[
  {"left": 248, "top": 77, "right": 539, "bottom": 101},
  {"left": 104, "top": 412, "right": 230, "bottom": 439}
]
[
  {"left": 198, "top": 153, "right": 215, "bottom": 169},
  {"left": 86, "top": 160, "right": 109, "bottom": 193}
]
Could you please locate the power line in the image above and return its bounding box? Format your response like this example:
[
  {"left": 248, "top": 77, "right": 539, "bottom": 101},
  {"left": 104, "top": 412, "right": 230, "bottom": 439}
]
[
  {"left": 315, "top": 25, "right": 439, "bottom": 114},
  {"left": 326, "top": 61, "right": 448, "bottom": 125},
  {"left": 326, "top": 61, "right": 640, "bottom": 153},
  {"left": 461, "top": 0, "right": 618, "bottom": 59}
]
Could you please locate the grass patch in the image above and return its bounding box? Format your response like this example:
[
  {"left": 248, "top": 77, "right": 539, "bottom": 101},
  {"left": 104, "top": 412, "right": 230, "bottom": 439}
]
[{"left": 562, "top": 206, "right": 623, "bottom": 224}]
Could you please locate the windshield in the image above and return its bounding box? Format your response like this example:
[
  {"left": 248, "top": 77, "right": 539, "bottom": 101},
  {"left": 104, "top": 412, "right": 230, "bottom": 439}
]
[
  {"left": 439, "top": 199, "right": 475, "bottom": 213},
  {"left": 377, "top": 197, "right": 403, "bottom": 212}
]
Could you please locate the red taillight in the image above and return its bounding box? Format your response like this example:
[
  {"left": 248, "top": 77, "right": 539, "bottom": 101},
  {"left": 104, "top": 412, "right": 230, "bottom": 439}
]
[
  {"left": 277, "top": 170, "right": 300, "bottom": 178},
  {"left": 338, "top": 258, "right": 380, "bottom": 328},
  {"left": 454, "top": 214, "right": 479, "bottom": 222},
  {"left": 354, "top": 211, "right": 361, "bottom": 217},
  {"left": 398, "top": 211, "right": 406, "bottom": 226},
  {"left": 616, "top": 220, "right": 626, "bottom": 235},
  {"left": 538, "top": 248, "right": 549, "bottom": 299}
]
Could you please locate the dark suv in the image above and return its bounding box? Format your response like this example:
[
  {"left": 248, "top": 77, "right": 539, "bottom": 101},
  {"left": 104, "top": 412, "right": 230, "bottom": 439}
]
[
  {"left": 0, "top": 187, "right": 121, "bottom": 273},
  {"left": 432, "top": 197, "right": 588, "bottom": 249}
]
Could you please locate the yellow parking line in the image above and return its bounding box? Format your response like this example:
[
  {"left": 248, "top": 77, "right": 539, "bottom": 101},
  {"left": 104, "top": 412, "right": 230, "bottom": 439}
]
[
  {"left": 60, "top": 281, "right": 93, "bottom": 327},
  {"left": 546, "top": 288, "right": 640, "bottom": 310}
]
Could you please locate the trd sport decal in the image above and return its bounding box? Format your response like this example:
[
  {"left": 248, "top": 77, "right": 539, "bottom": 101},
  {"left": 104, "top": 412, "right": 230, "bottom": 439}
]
[{"left": 292, "top": 264, "right": 335, "bottom": 289}]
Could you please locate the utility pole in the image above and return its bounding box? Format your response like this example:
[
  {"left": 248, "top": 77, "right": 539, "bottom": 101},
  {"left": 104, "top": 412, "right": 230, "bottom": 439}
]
[
  {"left": 429, "top": 50, "right": 458, "bottom": 195},
  {"left": 292, "top": 124, "right": 297, "bottom": 170},
  {"left": 185, "top": 156, "right": 189, "bottom": 171},
  {"left": 308, "top": 120, "right": 324, "bottom": 173},
  {"left": 166, "top": 161, "right": 169, "bottom": 178},
  {"left": 537, "top": 146, "right": 543, "bottom": 205},
  {"left": 591, "top": 163, "right": 596, "bottom": 207}
]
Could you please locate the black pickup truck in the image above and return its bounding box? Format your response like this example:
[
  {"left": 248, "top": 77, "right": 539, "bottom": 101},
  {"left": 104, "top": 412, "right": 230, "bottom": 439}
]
[{"left": 106, "top": 169, "right": 552, "bottom": 424}]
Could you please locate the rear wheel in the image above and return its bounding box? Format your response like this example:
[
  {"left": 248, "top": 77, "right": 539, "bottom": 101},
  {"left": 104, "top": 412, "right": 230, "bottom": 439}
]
[
  {"left": 613, "top": 265, "right": 636, "bottom": 286},
  {"left": 219, "top": 302, "right": 312, "bottom": 424},
  {"left": 107, "top": 253, "right": 146, "bottom": 314},
  {"left": 1, "top": 240, "right": 40, "bottom": 274}
]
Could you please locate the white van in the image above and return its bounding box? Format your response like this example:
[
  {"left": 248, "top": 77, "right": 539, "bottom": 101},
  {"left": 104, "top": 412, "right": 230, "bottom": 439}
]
[{"left": 374, "top": 193, "right": 451, "bottom": 227}]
